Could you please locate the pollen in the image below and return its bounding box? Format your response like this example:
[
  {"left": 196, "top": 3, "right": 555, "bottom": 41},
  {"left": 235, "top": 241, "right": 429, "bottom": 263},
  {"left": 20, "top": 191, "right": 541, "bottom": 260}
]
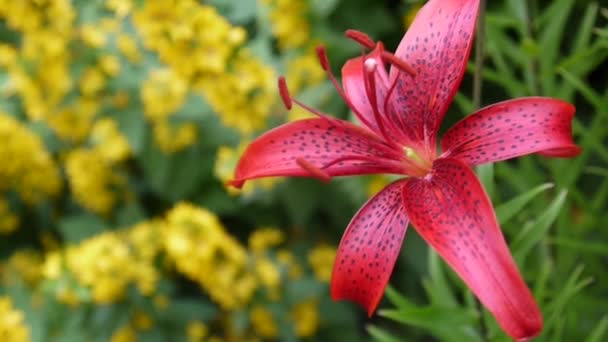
[{"left": 364, "top": 58, "right": 378, "bottom": 72}]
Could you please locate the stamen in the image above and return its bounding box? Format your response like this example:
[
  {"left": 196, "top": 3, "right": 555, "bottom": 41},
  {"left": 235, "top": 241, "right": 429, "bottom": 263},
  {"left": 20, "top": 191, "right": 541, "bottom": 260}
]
[
  {"left": 363, "top": 57, "right": 391, "bottom": 141},
  {"left": 314, "top": 45, "right": 376, "bottom": 130},
  {"left": 381, "top": 51, "right": 417, "bottom": 77},
  {"left": 316, "top": 46, "right": 330, "bottom": 71},
  {"left": 278, "top": 76, "right": 292, "bottom": 110},
  {"left": 296, "top": 158, "right": 331, "bottom": 183},
  {"left": 291, "top": 98, "right": 333, "bottom": 121},
  {"left": 345, "top": 29, "right": 375, "bottom": 49}
]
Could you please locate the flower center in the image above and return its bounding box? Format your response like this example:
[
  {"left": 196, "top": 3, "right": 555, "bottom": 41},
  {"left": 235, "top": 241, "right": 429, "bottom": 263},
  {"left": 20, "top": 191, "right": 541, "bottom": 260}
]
[{"left": 403, "top": 146, "right": 432, "bottom": 176}]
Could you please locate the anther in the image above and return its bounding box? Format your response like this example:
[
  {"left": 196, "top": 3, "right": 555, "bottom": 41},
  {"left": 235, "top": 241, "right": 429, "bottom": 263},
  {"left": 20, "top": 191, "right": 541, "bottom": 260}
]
[
  {"left": 296, "top": 158, "right": 331, "bottom": 183},
  {"left": 316, "top": 46, "right": 330, "bottom": 71},
  {"left": 345, "top": 29, "right": 375, "bottom": 49},
  {"left": 364, "top": 58, "right": 378, "bottom": 72},
  {"left": 278, "top": 76, "right": 292, "bottom": 110},
  {"left": 381, "top": 51, "right": 417, "bottom": 76}
]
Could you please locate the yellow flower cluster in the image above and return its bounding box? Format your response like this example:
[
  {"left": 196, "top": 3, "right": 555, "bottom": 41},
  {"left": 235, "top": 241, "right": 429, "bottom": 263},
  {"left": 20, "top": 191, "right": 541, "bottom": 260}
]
[
  {"left": 133, "top": 0, "right": 271, "bottom": 147},
  {"left": 133, "top": 1, "right": 246, "bottom": 78},
  {"left": 263, "top": 0, "right": 311, "bottom": 50},
  {"left": 43, "top": 221, "right": 161, "bottom": 305},
  {"left": 0, "top": 113, "right": 61, "bottom": 205},
  {"left": 0, "top": 297, "right": 30, "bottom": 342},
  {"left": 140, "top": 68, "right": 197, "bottom": 152},
  {"left": 249, "top": 300, "right": 320, "bottom": 339},
  {"left": 308, "top": 245, "right": 337, "bottom": 283},
  {"left": 110, "top": 309, "right": 154, "bottom": 342},
  {"left": 65, "top": 118, "right": 131, "bottom": 215},
  {"left": 164, "top": 203, "right": 255, "bottom": 309},
  {"left": 0, "top": 0, "right": 75, "bottom": 122},
  {"left": 197, "top": 50, "right": 276, "bottom": 135},
  {"left": 1, "top": 250, "right": 42, "bottom": 286}
]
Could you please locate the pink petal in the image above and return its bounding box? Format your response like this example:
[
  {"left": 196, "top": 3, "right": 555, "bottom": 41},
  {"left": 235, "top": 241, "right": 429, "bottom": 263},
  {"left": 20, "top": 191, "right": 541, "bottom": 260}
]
[
  {"left": 230, "top": 118, "right": 404, "bottom": 188},
  {"left": 331, "top": 179, "right": 409, "bottom": 316},
  {"left": 389, "top": 0, "right": 480, "bottom": 148},
  {"left": 402, "top": 158, "right": 542, "bottom": 341},
  {"left": 441, "top": 97, "right": 581, "bottom": 165}
]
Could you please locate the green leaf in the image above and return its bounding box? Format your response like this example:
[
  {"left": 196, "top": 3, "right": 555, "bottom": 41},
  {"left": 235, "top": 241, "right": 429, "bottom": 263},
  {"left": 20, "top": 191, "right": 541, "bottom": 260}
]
[
  {"left": 58, "top": 214, "right": 108, "bottom": 243},
  {"left": 310, "top": 0, "right": 340, "bottom": 18},
  {"left": 544, "top": 265, "right": 593, "bottom": 338},
  {"left": 379, "top": 307, "right": 480, "bottom": 342},
  {"left": 513, "top": 189, "right": 567, "bottom": 262},
  {"left": 495, "top": 183, "right": 554, "bottom": 224},
  {"left": 367, "top": 324, "right": 401, "bottom": 342},
  {"left": 159, "top": 299, "right": 218, "bottom": 323},
  {"left": 587, "top": 316, "right": 608, "bottom": 342},
  {"left": 476, "top": 163, "right": 495, "bottom": 199},
  {"left": 423, "top": 249, "right": 457, "bottom": 307}
]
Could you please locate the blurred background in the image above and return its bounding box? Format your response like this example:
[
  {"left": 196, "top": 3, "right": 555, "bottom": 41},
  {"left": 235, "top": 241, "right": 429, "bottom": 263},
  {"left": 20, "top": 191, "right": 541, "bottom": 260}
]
[{"left": 0, "top": 0, "right": 606, "bottom": 341}]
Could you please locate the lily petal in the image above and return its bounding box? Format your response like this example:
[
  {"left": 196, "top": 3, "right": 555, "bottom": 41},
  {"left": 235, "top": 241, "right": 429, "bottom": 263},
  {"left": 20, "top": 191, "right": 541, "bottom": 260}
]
[
  {"left": 390, "top": 0, "right": 480, "bottom": 148},
  {"left": 331, "top": 179, "right": 409, "bottom": 316},
  {"left": 230, "top": 118, "right": 404, "bottom": 188},
  {"left": 402, "top": 158, "right": 542, "bottom": 341},
  {"left": 441, "top": 97, "right": 581, "bottom": 165}
]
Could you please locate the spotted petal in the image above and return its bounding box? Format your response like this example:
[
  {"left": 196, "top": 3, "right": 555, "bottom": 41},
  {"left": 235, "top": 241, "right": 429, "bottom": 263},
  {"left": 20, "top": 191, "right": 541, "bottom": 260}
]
[
  {"left": 402, "top": 158, "right": 542, "bottom": 341},
  {"left": 441, "top": 97, "right": 581, "bottom": 165},
  {"left": 331, "top": 179, "right": 409, "bottom": 315},
  {"left": 230, "top": 118, "right": 404, "bottom": 187},
  {"left": 390, "top": 0, "right": 480, "bottom": 148}
]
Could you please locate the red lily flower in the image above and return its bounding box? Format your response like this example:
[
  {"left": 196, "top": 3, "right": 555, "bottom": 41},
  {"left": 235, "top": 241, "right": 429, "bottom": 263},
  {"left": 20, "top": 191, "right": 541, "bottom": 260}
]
[{"left": 230, "top": 0, "right": 580, "bottom": 340}]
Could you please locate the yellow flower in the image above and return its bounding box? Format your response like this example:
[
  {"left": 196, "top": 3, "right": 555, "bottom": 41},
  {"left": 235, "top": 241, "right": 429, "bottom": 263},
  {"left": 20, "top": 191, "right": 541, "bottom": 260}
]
[
  {"left": 163, "top": 203, "right": 254, "bottom": 309},
  {"left": 99, "top": 54, "right": 121, "bottom": 77},
  {"left": 46, "top": 99, "right": 98, "bottom": 142},
  {"left": 367, "top": 175, "right": 393, "bottom": 197},
  {"left": 0, "top": 112, "right": 61, "bottom": 204},
  {"left": 65, "top": 148, "right": 121, "bottom": 215},
  {"left": 79, "top": 67, "right": 106, "bottom": 96},
  {"left": 106, "top": 0, "right": 134, "bottom": 18},
  {"left": 308, "top": 245, "right": 337, "bottom": 283},
  {"left": 2, "top": 249, "right": 42, "bottom": 285},
  {"left": 0, "top": 198, "right": 19, "bottom": 235},
  {"left": 141, "top": 68, "right": 188, "bottom": 121},
  {"left": 186, "top": 321, "right": 208, "bottom": 342},
  {"left": 255, "top": 257, "right": 281, "bottom": 290},
  {"left": 111, "top": 324, "right": 137, "bottom": 342},
  {"left": 197, "top": 49, "right": 275, "bottom": 135},
  {"left": 152, "top": 121, "right": 198, "bottom": 153},
  {"left": 249, "top": 227, "right": 284, "bottom": 254},
  {"left": 263, "top": 0, "right": 310, "bottom": 50},
  {"left": 250, "top": 306, "right": 278, "bottom": 338},
  {"left": 0, "top": 297, "right": 30, "bottom": 342},
  {"left": 80, "top": 24, "right": 107, "bottom": 48},
  {"left": 90, "top": 118, "right": 132, "bottom": 163},
  {"left": 116, "top": 34, "right": 142, "bottom": 63},
  {"left": 291, "top": 301, "right": 319, "bottom": 337}
]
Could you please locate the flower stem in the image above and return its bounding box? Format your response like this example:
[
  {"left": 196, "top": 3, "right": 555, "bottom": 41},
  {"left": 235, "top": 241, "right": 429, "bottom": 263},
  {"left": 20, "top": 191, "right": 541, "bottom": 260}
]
[{"left": 473, "top": 1, "right": 490, "bottom": 341}]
